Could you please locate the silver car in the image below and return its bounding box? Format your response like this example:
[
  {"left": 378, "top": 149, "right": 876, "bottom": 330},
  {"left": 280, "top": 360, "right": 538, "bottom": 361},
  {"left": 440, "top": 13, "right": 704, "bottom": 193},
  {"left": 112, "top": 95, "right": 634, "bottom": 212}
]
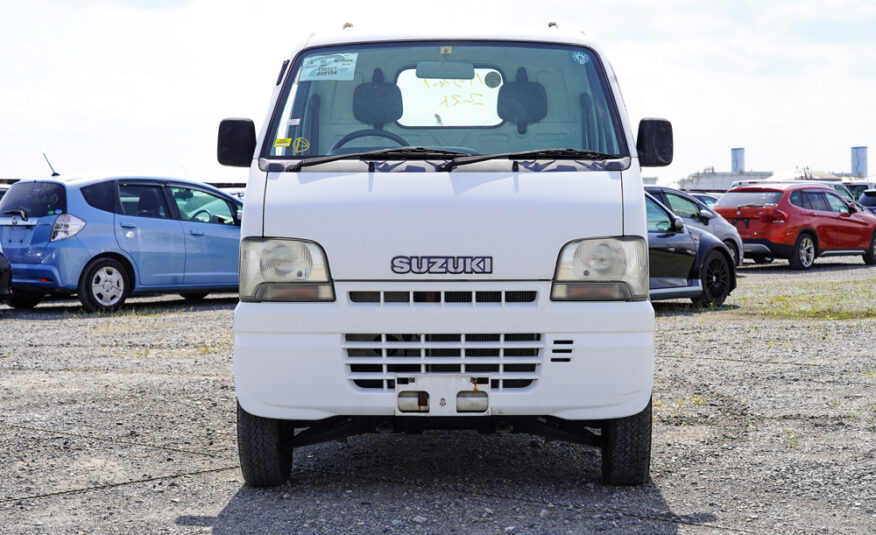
[{"left": 646, "top": 186, "right": 744, "bottom": 266}]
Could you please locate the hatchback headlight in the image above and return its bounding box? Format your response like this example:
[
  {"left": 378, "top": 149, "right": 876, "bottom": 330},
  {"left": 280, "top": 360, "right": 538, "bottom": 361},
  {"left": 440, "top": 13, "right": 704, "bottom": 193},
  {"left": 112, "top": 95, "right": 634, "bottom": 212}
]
[
  {"left": 551, "top": 237, "right": 648, "bottom": 301},
  {"left": 239, "top": 238, "right": 334, "bottom": 302}
]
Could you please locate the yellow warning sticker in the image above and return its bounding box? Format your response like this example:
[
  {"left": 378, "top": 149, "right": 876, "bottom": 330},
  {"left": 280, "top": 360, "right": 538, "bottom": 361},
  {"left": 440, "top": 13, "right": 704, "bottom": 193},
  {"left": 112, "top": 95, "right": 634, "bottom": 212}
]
[
  {"left": 291, "top": 137, "right": 310, "bottom": 153},
  {"left": 274, "top": 138, "right": 292, "bottom": 148}
]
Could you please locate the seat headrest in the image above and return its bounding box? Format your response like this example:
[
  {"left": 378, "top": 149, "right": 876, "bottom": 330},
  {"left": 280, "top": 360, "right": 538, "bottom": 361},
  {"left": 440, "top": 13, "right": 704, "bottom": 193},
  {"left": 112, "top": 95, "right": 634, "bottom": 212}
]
[
  {"left": 137, "top": 189, "right": 163, "bottom": 217},
  {"left": 353, "top": 68, "right": 403, "bottom": 129},
  {"left": 497, "top": 68, "right": 547, "bottom": 134}
]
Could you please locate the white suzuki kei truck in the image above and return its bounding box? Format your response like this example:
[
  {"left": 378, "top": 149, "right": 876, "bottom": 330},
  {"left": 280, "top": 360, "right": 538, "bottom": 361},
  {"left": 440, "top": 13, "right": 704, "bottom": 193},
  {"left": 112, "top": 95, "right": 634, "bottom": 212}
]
[{"left": 218, "top": 26, "right": 673, "bottom": 487}]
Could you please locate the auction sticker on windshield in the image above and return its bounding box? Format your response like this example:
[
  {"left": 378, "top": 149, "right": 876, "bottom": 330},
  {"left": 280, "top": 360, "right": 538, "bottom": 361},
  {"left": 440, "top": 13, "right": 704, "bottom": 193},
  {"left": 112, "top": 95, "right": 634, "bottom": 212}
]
[{"left": 300, "top": 53, "right": 358, "bottom": 81}]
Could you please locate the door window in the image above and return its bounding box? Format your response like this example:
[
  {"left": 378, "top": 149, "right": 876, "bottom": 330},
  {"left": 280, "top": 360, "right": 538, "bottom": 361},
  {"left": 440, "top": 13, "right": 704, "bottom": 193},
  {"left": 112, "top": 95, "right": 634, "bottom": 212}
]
[
  {"left": 664, "top": 192, "right": 701, "bottom": 219},
  {"left": 119, "top": 185, "right": 169, "bottom": 219},
  {"left": 803, "top": 191, "right": 830, "bottom": 212},
  {"left": 170, "top": 187, "right": 236, "bottom": 225},
  {"left": 646, "top": 197, "right": 673, "bottom": 232},
  {"left": 824, "top": 193, "right": 849, "bottom": 214}
]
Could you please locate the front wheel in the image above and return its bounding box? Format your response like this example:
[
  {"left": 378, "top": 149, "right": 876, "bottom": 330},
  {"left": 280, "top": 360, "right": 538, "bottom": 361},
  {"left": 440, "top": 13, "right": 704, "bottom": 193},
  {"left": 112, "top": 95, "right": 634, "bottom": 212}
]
[
  {"left": 691, "top": 250, "right": 731, "bottom": 307},
  {"left": 237, "top": 401, "right": 293, "bottom": 487},
  {"left": 789, "top": 233, "right": 816, "bottom": 270},
  {"left": 602, "top": 399, "right": 652, "bottom": 485},
  {"left": 723, "top": 240, "right": 739, "bottom": 266},
  {"left": 78, "top": 258, "right": 129, "bottom": 312}
]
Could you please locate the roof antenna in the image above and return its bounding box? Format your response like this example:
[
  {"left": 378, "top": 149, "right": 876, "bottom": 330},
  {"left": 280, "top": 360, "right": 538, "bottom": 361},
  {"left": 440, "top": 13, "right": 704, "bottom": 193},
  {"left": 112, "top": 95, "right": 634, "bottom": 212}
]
[{"left": 43, "top": 153, "right": 60, "bottom": 177}]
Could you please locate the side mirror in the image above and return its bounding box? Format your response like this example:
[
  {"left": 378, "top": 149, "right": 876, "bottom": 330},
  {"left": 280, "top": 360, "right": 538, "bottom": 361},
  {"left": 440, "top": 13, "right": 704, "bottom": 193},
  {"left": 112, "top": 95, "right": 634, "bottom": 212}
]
[
  {"left": 636, "top": 118, "right": 673, "bottom": 167},
  {"left": 218, "top": 118, "right": 257, "bottom": 167},
  {"left": 699, "top": 208, "right": 716, "bottom": 221},
  {"left": 672, "top": 216, "right": 685, "bottom": 232},
  {"left": 236, "top": 209, "right": 243, "bottom": 224}
]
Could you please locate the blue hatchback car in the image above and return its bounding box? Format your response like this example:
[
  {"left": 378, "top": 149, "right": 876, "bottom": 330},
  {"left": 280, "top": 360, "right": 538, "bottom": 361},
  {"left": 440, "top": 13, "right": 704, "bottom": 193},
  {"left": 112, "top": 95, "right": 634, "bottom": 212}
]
[{"left": 0, "top": 177, "right": 241, "bottom": 311}]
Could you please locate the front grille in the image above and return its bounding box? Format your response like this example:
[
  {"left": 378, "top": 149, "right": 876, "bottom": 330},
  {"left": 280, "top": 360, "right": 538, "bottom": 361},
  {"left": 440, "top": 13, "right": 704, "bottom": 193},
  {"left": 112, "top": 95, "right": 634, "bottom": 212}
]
[
  {"left": 349, "top": 290, "right": 537, "bottom": 304},
  {"left": 343, "top": 333, "right": 543, "bottom": 391}
]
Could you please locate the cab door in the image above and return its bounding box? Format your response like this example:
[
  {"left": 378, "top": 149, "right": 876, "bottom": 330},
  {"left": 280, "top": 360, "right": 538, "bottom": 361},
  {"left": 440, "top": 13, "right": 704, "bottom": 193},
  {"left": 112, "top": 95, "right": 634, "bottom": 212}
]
[
  {"left": 114, "top": 182, "right": 186, "bottom": 287},
  {"left": 646, "top": 196, "right": 697, "bottom": 289},
  {"left": 167, "top": 186, "right": 240, "bottom": 286}
]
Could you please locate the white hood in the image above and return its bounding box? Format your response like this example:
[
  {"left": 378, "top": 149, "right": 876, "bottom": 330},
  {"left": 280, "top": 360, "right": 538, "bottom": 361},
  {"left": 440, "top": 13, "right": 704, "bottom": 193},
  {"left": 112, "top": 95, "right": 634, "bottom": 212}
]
[{"left": 261, "top": 170, "right": 625, "bottom": 280}]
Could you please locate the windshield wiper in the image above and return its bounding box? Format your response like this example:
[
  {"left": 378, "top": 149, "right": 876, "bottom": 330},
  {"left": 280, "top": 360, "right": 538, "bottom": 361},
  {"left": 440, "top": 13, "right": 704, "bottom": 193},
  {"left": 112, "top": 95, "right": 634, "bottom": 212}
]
[
  {"left": 287, "top": 147, "right": 471, "bottom": 172},
  {"left": 437, "top": 148, "right": 621, "bottom": 172},
  {"left": 3, "top": 210, "right": 27, "bottom": 220}
]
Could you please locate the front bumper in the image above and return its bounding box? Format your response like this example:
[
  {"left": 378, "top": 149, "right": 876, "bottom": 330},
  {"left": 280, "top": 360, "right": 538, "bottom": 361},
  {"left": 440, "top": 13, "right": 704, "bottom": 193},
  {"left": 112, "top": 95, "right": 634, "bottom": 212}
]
[{"left": 234, "top": 281, "right": 654, "bottom": 423}]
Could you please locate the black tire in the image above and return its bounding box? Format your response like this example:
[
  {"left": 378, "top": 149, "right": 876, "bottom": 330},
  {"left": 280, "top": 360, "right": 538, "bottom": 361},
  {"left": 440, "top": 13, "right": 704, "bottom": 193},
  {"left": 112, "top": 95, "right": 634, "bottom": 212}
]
[
  {"left": 180, "top": 292, "right": 209, "bottom": 302},
  {"left": 863, "top": 232, "right": 876, "bottom": 265},
  {"left": 723, "top": 240, "right": 739, "bottom": 266},
  {"left": 6, "top": 290, "right": 43, "bottom": 309},
  {"left": 237, "top": 401, "right": 293, "bottom": 487},
  {"left": 602, "top": 399, "right": 652, "bottom": 485},
  {"left": 691, "top": 250, "right": 731, "bottom": 307},
  {"left": 751, "top": 255, "right": 773, "bottom": 265},
  {"left": 78, "top": 257, "right": 130, "bottom": 313},
  {"left": 788, "top": 233, "right": 816, "bottom": 270}
]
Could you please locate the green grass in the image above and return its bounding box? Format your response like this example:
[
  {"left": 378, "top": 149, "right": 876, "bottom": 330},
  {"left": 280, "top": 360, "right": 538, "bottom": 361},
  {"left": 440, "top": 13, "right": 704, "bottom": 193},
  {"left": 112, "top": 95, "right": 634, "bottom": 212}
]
[{"left": 736, "top": 279, "right": 876, "bottom": 320}]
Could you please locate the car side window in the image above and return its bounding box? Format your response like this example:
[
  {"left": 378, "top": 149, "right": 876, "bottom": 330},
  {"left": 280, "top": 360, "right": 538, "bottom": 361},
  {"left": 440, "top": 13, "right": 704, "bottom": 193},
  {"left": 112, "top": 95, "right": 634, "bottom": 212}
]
[
  {"left": 789, "top": 190, "right": 804, "bottom": 208},
  {"left": 118, "top": 185, "right": 169, "bottom": 219},
  {"left": 824, "top": 193, "right": 849, "bottom": 214},
  {"left": 803, "top": 191, "right": 829, "bottom": 212},
  {"left": 665, "top": 192, "right": 701, "bottom": 219},
  {"left": 170, "top": 187, "right": 236, "bottom": 225},
  {"left": 80, "top": 181, "right": 116, "bottom": 213},
  {"left": 646, "top": 197, "right": 673, "bottom": 232}
]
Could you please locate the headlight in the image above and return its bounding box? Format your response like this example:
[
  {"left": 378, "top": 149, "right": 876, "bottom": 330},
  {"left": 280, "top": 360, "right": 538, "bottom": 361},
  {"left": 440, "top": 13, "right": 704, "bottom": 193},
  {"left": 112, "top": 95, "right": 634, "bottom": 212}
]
[
  {"left": 239, "top": 238, "right": 334, "bottom": 302},
  {"left": 551, "top": 237, "right": 648, "bottom": 301}
]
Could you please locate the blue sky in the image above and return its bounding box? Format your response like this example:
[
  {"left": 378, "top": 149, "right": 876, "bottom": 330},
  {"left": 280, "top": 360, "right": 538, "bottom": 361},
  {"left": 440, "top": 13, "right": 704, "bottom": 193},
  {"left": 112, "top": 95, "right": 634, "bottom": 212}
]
[{"left": 1, "top": 0, "right": 874, "bottom": 184}]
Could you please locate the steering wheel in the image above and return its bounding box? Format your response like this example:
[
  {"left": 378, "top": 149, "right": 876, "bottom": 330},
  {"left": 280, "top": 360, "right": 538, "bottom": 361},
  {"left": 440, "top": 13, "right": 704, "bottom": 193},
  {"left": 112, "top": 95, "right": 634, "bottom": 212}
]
[
  {"left": 192, "top": 209, "right": 212, "bottom": 223},
  {"left": 330, "top": 129, "right": 409, "bottom": 153}
]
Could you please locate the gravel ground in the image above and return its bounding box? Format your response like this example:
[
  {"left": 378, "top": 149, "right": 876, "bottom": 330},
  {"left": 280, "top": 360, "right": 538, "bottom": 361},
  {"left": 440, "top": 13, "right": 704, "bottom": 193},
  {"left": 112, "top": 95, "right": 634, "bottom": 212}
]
[{"left": 1, "top": 257, "right": 874, "bottom": 534}]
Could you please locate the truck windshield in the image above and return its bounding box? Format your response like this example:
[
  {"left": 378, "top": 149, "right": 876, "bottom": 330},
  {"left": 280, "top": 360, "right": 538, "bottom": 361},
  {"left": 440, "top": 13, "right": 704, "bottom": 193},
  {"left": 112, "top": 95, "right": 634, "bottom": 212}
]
[{"left": 265, "top": 41, "right": 627, "bottom": 162}]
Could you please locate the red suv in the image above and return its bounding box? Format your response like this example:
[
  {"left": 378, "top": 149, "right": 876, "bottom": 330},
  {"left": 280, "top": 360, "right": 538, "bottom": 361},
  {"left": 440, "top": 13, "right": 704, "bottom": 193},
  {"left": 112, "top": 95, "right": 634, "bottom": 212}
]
[{"left": 713, "top": 183, "right": 876, "bottom": 269}]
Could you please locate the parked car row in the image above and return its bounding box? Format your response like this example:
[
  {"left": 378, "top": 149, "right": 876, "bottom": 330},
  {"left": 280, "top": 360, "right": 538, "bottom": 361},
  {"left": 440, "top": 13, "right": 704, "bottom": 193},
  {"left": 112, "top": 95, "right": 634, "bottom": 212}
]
[
  {"left": 3, "top": 176, "right": 869, "bottom": 312},
  {"left": 0, "top": 176, "right": 242, "bottom": 311}
]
